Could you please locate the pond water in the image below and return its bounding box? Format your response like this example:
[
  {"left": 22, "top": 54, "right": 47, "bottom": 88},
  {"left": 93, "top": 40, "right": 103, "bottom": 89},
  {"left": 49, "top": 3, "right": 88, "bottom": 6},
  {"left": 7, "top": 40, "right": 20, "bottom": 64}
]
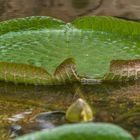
[{"left": 0, "top": 81, "right": 140, "bottom": 139}]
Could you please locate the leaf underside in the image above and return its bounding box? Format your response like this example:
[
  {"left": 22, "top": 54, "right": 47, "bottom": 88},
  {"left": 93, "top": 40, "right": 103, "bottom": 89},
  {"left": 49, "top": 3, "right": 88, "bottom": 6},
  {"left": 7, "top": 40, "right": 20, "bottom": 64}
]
[
  {"left": 0, "top": 16, "right": 140, "bottom": 84},
  {"left": 0, "top": 58, "right": 79, "bottom": 85},
  {"left": 54, "top": 58, "right": 80, "bottom": 84},
  {"left": 103, "top": 59, "right": 140, "bottom": 82}
]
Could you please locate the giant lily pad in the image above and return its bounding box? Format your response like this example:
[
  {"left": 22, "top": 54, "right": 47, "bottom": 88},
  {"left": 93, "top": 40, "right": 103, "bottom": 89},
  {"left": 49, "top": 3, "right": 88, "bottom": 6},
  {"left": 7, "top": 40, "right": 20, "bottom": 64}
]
[
  {"left": 0, "top": 16, "right": 140, "bottom": 84},
  {"left": 16, "top": 123, "right": 134, "bottom": 140}
]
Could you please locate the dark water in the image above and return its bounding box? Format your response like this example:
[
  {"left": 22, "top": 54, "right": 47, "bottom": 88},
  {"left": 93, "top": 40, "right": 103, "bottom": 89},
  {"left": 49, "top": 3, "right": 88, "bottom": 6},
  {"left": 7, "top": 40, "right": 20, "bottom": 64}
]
[{"left": 0, "top": 81, "right": 140, "bottom": 139}]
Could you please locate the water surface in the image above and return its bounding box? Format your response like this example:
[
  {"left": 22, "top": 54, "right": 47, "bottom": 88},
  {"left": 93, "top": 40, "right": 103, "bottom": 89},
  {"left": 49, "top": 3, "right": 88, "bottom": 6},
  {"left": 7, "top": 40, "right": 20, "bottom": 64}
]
[{"left": 0, "top": 81, "right": 140, "bottom": 139}]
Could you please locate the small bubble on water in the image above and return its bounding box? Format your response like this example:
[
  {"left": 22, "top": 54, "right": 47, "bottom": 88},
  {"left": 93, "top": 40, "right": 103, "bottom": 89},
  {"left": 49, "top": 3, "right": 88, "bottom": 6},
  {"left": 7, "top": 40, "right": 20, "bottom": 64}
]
[
  {"left": 134, "top": 54, "right": 140, "bottom": 57},
  {"left": 112, "top": 40, "right": 117, "bottom": 43},
  {"left": 130, "top": 49, "right": 134, "bottom": 52},
  {"left": 0, "top": 49, "right": 7, "bottom": 53},
  {"left": 123, "top": 47, "right": 129, "bottom": 50},
  {"left": 0, "top": 45, "right": 6, "bottom": 49},
  {"left": 107, "top": 38, "right": 111, "bottom": 41},
  {"left": 132, "top": 45, "right": 136, "bottom": 48}
]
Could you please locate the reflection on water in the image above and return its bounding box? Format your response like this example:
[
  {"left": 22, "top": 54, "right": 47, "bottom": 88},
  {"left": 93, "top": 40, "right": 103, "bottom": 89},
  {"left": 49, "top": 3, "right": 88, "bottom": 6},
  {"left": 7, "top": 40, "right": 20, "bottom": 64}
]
[{"left": 0, "top": 81, "right": 140, "bottom": 139}]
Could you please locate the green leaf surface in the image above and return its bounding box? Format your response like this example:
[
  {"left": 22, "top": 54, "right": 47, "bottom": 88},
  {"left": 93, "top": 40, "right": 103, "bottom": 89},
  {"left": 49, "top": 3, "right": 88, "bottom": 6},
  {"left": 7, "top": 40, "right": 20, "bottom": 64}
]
[
  {"left": 0, "top": 16, "right": 65, "bottom": 35},
  {"left": 0, "top": 16, "right": 140, "bottom": 84},
  {"left": 16, "top": 123, "right": 134, "bottom": 140},
  {"left": 72, "top": 16, "right": 140, "bottom": 37}
]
